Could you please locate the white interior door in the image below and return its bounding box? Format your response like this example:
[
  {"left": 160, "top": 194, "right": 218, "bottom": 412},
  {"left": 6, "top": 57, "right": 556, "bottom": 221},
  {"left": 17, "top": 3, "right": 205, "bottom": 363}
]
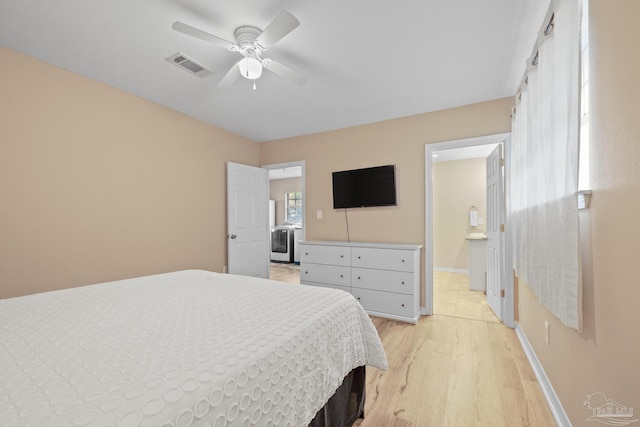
[
  {"left": 227, "top": 162, "right": 269, "bottom": 278},
  {"left": 486, "top": 145, "right": 504, "bottom": 320}
]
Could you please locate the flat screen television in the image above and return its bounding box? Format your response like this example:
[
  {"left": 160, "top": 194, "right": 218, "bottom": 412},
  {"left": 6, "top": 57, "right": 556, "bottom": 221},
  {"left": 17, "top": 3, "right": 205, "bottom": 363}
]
[{"left": 332, "top": 165, "right": 397, "bottom": 209}]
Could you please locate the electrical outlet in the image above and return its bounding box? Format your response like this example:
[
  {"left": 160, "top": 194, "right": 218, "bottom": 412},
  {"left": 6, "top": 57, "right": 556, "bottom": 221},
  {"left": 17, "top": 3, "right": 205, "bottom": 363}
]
[
  {"left": 544, "top": 320, "right": 550, "bottom": 345},
  {"left": 316, "top": 210, "right": 323, "bottom": 219}
]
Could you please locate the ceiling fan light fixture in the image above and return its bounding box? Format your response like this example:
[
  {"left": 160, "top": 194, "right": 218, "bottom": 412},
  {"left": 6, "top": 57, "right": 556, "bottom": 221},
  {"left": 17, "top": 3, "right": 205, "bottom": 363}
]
[{"left": 238, "top": 57, "right": 262, "bottom": 80}]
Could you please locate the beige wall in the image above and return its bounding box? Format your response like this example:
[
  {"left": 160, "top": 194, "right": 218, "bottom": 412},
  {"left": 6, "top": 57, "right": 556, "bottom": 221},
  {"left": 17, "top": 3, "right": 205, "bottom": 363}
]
[
  {"left": 260, "top": 98, "right": 513, "bottom": 306},
  {"left": 0, "top": 46, "right": 260, "bottom": 299},
  {"left": 269, "top": 177, "right": 302, "bottom": 226},
  {"left": 517, "top": 1, "right": 640, "bottom": 424},
  {"left": 433, "top": 158, "right": 486, "bottom": 271}
]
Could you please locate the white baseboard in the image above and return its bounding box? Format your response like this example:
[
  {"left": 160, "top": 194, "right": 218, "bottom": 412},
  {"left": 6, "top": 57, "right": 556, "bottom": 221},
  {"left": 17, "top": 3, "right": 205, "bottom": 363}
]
[
  {"left": 515, "top": 323, "right": 571, "bottom": 427},
  {"left": 433, "top": 267, "right": 469, "bottom": 274}
]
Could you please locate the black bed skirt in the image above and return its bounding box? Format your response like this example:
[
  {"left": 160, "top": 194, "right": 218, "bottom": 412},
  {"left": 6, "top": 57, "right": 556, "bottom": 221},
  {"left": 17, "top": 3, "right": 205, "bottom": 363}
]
[{"left": 308, "top": 366, "right": 366, "bottom": 427}]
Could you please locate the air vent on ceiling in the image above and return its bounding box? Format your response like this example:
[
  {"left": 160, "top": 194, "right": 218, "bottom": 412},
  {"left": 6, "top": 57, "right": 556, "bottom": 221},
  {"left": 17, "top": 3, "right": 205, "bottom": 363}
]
[{"left": 165, "top": 53, "right": 213, "bottom": 78}]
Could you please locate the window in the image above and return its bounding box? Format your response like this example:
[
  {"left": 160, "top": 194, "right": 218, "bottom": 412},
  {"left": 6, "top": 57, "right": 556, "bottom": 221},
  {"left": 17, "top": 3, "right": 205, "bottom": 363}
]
[
  {"left": 579, "top": 0, "right": 590, "bottom": 192},
  {"left": 285, "top": 192, "right": 303, "bottom": 223},
  {"left": 578, "top": 0, "right": 591, "bottom": 209}
]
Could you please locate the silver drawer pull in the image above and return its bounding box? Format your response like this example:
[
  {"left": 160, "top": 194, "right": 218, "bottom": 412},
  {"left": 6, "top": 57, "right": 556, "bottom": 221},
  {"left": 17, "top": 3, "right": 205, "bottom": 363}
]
[
  {"left": 340, "top": 274, "right": 344, "bottom": 278},
  {"left": 401, "top": 259, "right": 405, "bottom": 263},
  {"left": 357, "top": 277, "right": 361, "bottom": 280},
  {"left": 401, "top": 281, "right": 405, "bottom": 285},
  {"left": 401, "top": 303, "right": 405, "bottom": 307}
]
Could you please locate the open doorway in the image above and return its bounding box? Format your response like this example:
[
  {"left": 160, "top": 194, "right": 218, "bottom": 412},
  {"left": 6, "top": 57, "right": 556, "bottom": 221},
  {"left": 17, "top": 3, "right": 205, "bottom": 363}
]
[
  {"left": 432, "top": 144, "right": 499, "bottom": 323},
  {"left": 424, "top": 133, "right": 515, "bottom": 327},
  {"left": 262, "top": 161, "right": 304, "bottom": 283}
]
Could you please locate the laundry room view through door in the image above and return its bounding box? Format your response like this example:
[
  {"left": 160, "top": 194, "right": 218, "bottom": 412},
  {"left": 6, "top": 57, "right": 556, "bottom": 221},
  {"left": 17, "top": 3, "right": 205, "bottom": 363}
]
[{"left": 264, "top": 161, "right": 304, "bottom": 284}]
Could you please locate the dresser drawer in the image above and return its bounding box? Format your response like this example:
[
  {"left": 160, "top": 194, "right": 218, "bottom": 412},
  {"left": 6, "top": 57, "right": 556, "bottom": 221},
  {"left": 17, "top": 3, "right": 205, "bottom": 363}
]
[
  {"left": 351, "top": 247, "right": 416, "bottom": 272},
  {"left": 300, "top": 263, "right": 351, "bottom": 287},
  {"left": 301, "top": 281, "right": 350, "bottom": 293},
  {"left": 351, "top": 288, "right": 417, "bottom": 319},
  {"left": 300, "top": 244, "right": 350, "bottom": 266},
  {"left": 351, "top": 268, "right": 415, "bottom": 295}
]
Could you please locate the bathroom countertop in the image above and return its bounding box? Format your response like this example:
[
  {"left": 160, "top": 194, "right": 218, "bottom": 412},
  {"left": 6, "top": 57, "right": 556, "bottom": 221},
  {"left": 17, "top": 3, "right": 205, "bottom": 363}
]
[{"left": 465, "top": 232, "right": 487, "bottom": 240}]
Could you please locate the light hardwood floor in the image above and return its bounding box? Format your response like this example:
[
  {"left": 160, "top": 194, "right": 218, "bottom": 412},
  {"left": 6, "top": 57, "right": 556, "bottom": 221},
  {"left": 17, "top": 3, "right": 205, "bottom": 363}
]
[
  {"left": 356, "top": 315, "right": 556, "bottom": 427},
  {"left": 269, "top": 262, "right": 301, "bottom": 283},
  {"left": 269, "top": 264, "right": 556, "bottom": 427},
  {"left": 433, "top": 270, "right": 500, "bottom": 323}
]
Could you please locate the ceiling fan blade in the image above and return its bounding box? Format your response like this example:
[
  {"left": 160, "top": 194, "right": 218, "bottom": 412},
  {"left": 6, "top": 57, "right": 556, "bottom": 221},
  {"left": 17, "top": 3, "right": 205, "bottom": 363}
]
[
  {"left": 172, "top": 21, "right": 237, "bottom": 51},
  {"left": 218, "top": 62, "right": 241, "bottom": 88},
  {"left": 262, "top": 58, "right": 308, "bottom": 85},
  {"left": 256, "top": 10, "right": 300, "bottom": 49}
]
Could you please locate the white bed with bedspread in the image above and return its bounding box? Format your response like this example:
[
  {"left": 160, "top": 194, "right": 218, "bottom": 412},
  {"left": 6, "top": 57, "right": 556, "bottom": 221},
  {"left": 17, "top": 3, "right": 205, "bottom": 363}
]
[{"left": 0, "top": 269, "right": 387, "bottom": 427}]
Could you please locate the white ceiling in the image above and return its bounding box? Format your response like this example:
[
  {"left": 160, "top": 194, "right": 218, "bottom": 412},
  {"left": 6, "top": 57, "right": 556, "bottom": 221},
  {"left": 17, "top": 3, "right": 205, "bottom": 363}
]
[
  {"left": 0, "top": 0, "right": 549, "bottom": 142},
  {"left": 269, "top": 166, "right": 302, "bottom": 180}
]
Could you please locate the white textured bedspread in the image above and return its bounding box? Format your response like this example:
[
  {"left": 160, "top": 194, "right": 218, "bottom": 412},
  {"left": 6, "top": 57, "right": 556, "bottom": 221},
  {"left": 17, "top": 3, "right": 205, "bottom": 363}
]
[{"left": 0, "top": 270, "right": 387, "bottom": 427}]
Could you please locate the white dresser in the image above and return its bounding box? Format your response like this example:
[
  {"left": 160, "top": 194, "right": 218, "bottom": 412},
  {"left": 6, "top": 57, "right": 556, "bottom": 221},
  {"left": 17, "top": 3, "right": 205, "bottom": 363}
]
[{"left": 300, "top": 241, "right": 422, "bottom": 323}]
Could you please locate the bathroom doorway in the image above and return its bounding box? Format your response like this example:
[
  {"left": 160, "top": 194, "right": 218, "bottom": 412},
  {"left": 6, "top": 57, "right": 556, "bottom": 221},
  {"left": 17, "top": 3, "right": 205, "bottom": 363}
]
[{"left": 424, "top": 133, "right": 514, "bottom": 327}]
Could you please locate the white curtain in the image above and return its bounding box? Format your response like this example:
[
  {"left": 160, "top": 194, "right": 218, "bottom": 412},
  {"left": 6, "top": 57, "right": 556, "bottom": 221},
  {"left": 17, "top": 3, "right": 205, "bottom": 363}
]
[{"left": 511, "top": 0, "right": 582, "bottom": 330}]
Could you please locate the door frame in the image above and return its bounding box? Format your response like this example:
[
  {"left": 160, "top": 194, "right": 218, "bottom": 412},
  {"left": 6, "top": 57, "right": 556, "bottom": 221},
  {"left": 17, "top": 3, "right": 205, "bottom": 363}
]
[{"left": 424, "top": 133, "right": 515, "bottom": 327}]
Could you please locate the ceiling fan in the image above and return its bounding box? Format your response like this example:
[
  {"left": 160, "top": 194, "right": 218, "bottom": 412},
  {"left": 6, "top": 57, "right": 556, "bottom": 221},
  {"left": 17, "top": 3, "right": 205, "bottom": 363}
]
[{"left": 172, "top": 10, "right": 307, "bottom": 89}]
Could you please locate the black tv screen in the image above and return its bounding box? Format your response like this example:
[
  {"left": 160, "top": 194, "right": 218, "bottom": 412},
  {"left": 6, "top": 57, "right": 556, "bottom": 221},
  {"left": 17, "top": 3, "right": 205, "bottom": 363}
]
[{"left": 332, "top": 165, "right": 397, "bottom": 209}]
